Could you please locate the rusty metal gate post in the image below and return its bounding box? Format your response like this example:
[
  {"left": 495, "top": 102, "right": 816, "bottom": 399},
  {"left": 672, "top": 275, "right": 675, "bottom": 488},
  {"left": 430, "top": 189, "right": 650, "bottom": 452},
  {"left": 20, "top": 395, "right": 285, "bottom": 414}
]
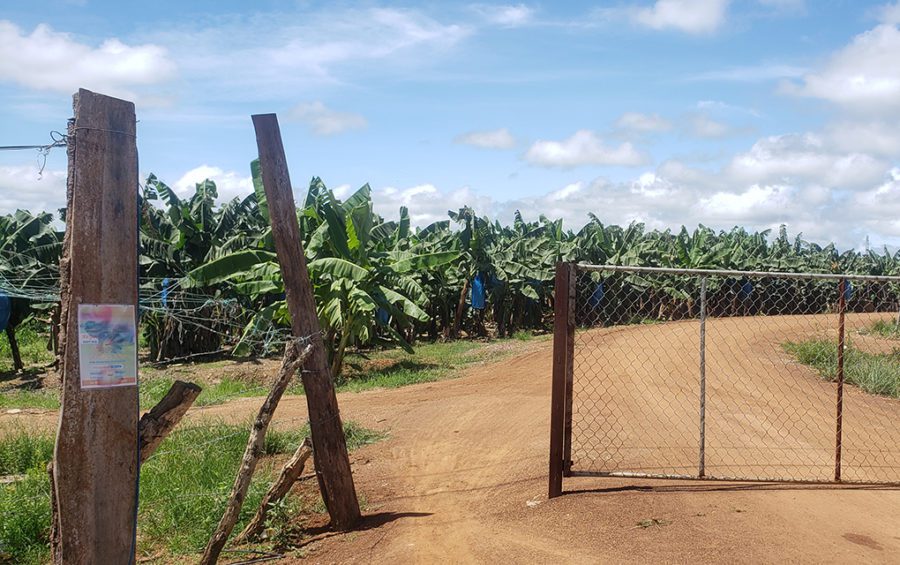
[
  {"left": 549, "top": 262, "right": 574, "bottom": 498},
  {"left": 563, "top": 264, "right": 576, "bottom": 477},
  {"left": 698, "top": 276, "right": 708, "bottom": 478},
  {"left": 834, "top": 277, "right": 847, "bottom": 482}
]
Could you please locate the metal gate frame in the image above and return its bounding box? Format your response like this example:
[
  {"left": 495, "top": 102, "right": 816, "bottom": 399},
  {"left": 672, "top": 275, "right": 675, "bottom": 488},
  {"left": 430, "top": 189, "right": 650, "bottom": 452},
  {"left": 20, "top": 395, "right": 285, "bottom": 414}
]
[{"left": 548, "top": 262, "right": 900, "bottom": 498}]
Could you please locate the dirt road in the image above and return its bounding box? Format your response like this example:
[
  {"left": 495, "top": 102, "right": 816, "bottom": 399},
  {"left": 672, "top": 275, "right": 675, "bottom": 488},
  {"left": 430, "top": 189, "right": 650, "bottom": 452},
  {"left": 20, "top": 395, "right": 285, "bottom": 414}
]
[
  {"left": 196, "top": 314, "right": 899, "bottom": 564},
  {"left": 3, "top": 316, "right": 898, "bottom": 562}
]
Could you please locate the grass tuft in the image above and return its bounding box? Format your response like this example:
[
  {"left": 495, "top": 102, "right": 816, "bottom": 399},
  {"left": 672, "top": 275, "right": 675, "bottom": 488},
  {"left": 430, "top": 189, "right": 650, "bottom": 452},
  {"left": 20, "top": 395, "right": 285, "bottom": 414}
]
[
  {"left": 784, "top": 339, "right": 900, "bottom": 398},
  {"left": 864, "top": 319, "right": 900, "bottom": 340},
  {"left": 0, "top": 428, "right": 54, "bottom": 475}
]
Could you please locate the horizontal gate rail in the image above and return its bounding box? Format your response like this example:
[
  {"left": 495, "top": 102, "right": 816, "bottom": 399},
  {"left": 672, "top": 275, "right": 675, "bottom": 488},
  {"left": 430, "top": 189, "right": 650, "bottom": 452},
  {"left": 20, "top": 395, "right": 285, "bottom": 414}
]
[
  {"left": 569, "top": 470, "right": 900, "bottom": 486},
  {"left": 577, "top": 263, "right": 900, "bottom": 283}
]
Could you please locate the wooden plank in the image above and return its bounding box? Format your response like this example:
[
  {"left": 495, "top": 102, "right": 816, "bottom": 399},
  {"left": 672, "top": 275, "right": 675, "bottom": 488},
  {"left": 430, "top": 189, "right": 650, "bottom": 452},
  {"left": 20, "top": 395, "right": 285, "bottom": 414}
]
[
  {"left": 549, "top": 262, "right": 570, "bottom": 498},
  {"left": 251, "top": 113, "right": 361, "bottom": 530},
  {"left": 52, "top": 89, "right": 139, "bottom": 564}
]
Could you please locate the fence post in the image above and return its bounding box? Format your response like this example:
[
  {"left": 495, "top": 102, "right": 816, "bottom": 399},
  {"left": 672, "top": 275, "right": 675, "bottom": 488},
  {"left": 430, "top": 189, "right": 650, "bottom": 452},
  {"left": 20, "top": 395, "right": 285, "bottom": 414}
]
[
  {"left": 563, "top": 264, "right": 576, "bottom": 476},
  {"left": 549, "top": 262, "right": 572, "bottom": 498},
  {"left": 699, "top": 276, "right": 707, "bottom": 478},
  {"left": 252, "top": 113, "right": 361, "bottom": 529},
  {"left": 834, "top": 277, "right": 847, "bottom": 482},
  {"left": 53, "top": 89, "right": 139, "bottom": 564}
]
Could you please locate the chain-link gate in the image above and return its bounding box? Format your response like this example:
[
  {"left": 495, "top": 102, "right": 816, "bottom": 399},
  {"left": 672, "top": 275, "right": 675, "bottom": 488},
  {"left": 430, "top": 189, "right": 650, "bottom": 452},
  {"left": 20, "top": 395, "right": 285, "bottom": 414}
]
[{"left": 549, "top": 263, "right": 900, "bottom": 497}]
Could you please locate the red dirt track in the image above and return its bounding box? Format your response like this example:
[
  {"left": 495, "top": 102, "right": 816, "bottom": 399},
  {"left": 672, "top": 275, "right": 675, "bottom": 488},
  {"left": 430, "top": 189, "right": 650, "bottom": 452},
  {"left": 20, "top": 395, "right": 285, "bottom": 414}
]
[
  {"left": 3, "top": 315, "right": 899, "bottom": 563},
  {"left": 234, "top": 314, "right": 898, "bottom": 563}
]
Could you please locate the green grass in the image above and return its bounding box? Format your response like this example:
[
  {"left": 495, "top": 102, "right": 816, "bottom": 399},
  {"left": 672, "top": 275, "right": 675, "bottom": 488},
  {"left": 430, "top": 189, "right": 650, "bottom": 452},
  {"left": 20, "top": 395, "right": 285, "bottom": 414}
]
[
  {"left": 0, "top": 389, "right": 59, "bottom": 410},
  {"left": 334, "top": 337, "right": 542, "bottom": 393},
  {"left": 0, "top": 420, "right": 383, "bottom": 563},
  {"left": 0, "top": 376, "right": 280, "bottom": 412},
  {"left": 0, "top": 467, "right": 52, "bottom": 564},
  {"left": 0, "top": 336, "right": 542, "bottom": 410},
  {"left": 863, "top": 319, "right": 900, "bottom": 340},
  {"left": 784, "top": 339, "right": 900, "bottom": 398},
  {"left": 0, "top": 428, "right": 54, "bottom": 475},
  {"left": 139, "top": 376, "right": 273, "bottom": 409},
  {"left": 0, "top": 321, "right": 54, "bottom": 374}
]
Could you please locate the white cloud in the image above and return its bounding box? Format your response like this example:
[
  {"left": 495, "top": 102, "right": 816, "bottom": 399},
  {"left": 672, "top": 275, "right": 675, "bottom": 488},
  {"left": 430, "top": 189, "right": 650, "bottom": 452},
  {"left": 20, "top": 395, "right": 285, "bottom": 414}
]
[
  {"left": 631, "top": 0, "right": 730, "bottom": 34},
  {"left": 471, "top": 4, "right": 535, "bottom": 27},
  {"left": 173, "top": 166, "right": 253, "bottom": 203},
  {"left": 524, "top": 130, "right": 648, "bottom": 168},
  {"left": 725, "top": 133, "right": 888, "bottom": 190},
  {"left": 162, "top": 8, "right": 469, "bottom": 97},
  {"left": 824, "top": 119, "right": 900, "bottom": 157},
  {"left": 698, "top": 184, "right": 796, "bottom": 222},
  {"left": 852, "top": 168, "right": 900, "bottom": 239},
  {"left": 455, "top": 128, "right": 517, "bottom": 149},
  {"left": 0, "top": 164, "right": 67, "bottom": 215},
  {"left": 696, "top": 100, "right": 761, "bottom": 117},
  {"left": 0, "top": 20, "right": 175, "bottom": 100},
  {"left": 615, "top": 112, "right": 672, "bottom": 132},
  {"left": 688, "top": 114, "right": 732, "bottom": 137},
  {"left": 373, "top": 183, "right": 494, "bottom": 226},
  {"left": 690, "top": 63, "right": 806, "bottom": 82},
  {"left": 785, "top": 21, "right": 900, "bottom": 114},
  {"left": 877, "top": 2, "right": 900, "bottom": 25},
  {"left": 288, "top": 102, "right": 367, "bottom": 136}
]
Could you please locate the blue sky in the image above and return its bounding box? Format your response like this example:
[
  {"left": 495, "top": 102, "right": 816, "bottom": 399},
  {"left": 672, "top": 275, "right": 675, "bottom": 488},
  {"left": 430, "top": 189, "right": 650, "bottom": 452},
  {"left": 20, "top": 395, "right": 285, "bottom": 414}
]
[{"left": 1, "top": 0, "right": 899, "bottom": 249}]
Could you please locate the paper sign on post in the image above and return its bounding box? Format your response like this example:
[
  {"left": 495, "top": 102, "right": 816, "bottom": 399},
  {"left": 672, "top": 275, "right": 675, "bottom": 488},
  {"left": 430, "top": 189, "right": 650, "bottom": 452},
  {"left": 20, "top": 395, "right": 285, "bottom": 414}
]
[{"left": 77, "top": 304, "right": 138, "bottom": 389}]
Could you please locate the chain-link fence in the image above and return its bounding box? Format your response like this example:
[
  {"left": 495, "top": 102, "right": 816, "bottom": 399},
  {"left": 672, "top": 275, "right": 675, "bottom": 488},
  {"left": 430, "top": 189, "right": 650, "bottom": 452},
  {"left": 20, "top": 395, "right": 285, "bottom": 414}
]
[{"left": 549, "top": 263, "right": 900, "bottom": 496}]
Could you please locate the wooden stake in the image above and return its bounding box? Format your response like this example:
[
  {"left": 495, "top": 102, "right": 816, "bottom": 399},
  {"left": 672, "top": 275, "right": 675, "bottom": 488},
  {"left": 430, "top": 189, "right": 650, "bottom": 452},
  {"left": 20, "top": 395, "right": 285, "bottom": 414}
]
[
  {"left": 200, "top": 341, "right": 312, "bottom": 565},
  {"left": 52, "top": 89, "right": 139, "bottom": 565},
  {"left": 235, "top": 437, "right": 313, "bottom": 544},
  {"left": 251, "top": 113, "right": 361, "bottom": 530}
]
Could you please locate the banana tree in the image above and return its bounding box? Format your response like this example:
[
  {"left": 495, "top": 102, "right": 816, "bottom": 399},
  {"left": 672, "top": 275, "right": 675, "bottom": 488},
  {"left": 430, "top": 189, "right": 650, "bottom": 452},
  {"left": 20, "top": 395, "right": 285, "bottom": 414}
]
[
  {"left": 187, "top": 174, "right": 458, "bottom": 378},
  {"left": 0, "top": 210, "right": 62, "bottom": 371}
]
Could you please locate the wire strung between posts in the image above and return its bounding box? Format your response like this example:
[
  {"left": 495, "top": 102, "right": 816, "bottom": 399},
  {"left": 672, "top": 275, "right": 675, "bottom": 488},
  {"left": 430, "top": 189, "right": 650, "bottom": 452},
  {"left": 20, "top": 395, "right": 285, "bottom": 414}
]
[{"left": 0, "top": 131, "right": 68, "bottom": 178}]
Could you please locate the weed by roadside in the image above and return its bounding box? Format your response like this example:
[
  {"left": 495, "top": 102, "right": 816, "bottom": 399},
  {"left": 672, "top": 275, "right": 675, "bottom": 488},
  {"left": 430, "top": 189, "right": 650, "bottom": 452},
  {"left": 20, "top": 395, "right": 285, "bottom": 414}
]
[
  {"left": 862, "top": 319, "right": 900, "bottom": 340},
  {"left": 784, "top": 339, "right": 900, "bottom": 398}
]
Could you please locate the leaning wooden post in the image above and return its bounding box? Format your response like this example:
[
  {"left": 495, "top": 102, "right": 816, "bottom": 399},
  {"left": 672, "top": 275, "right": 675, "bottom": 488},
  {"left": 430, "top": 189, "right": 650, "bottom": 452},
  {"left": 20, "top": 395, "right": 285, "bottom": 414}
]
[
  {"left": 52, "top": 89, "right": 140, "bottom": 564},
  {"left": 251, "top": 113, "right": 361, "bottom": 529},
  {"left": 549, "top": 262, "right": 572, "bottom": 498}
]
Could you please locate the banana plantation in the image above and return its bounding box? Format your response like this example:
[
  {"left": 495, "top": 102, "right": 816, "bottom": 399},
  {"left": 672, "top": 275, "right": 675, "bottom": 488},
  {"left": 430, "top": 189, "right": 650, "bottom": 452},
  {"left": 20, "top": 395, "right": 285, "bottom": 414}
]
[{"left": 2, "top": 161, "right": 899, "bottom": 375}]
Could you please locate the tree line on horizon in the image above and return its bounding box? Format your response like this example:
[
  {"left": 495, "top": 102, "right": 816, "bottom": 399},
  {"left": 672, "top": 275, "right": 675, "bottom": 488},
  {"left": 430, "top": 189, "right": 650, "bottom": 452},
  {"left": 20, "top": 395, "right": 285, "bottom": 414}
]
[{"left": 1, "top": 161, "right": 898, "bottom": 375}]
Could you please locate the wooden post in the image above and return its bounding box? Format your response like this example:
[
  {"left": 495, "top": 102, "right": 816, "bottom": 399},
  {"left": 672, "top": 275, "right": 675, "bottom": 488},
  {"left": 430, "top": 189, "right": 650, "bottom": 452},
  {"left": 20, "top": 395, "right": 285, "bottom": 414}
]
[
  {"left": 549, "top": 262, "right": 572, "bottom": 498},
  {"left": 52, "top": 89, "right": 139, "bottom": 564},
  {"left": 562, "top": 264, "right": 576, "bottom": 476},
  {"left": 251, "top": 113, "right": 361, "bottom": 530}
]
